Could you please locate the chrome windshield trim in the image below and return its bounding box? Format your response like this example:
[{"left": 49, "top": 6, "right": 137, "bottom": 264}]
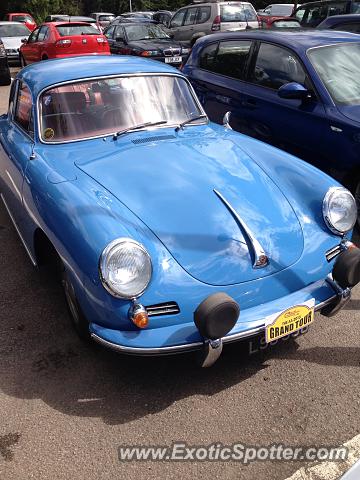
[
  {"left": 90, "top": 294, "right": 338, "bottom": 355},
  {"left": 213, "top": 189, "right": 269, "bottom": 269},
  {"left": 36, "top": 72, "right": 208, "bottom": 145}
]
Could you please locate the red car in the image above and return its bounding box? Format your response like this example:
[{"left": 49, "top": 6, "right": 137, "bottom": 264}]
[
  {"left": 19, "top": 22, "right": 110, "bottom": 66},
  {"left": 4, "top": 12, "right": 37, "bottom": 31},
  {"left": 259, "top": 15, "right": 301, "bottom": 28}
]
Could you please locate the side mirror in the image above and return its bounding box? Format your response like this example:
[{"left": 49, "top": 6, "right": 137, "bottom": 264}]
[
  {"left": 278, "top": 82, "right": 311, "bottom": 100},
  {"left": 223, "top": 111, "right": 232, "bottom": 130},
  {"left": 21, "top": 38, "right": 28, "bottom": 44}
]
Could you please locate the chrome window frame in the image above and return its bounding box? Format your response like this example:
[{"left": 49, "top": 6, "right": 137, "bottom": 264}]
[{"left": 36, "top": 72, "right": 208, "bottom": 145}]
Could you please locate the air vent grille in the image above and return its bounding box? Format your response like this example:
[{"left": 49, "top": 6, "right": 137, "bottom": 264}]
[
  {"left": 132, "top": 135, "right": 176, "bottom": 145},
  {"left": 145, "top": 301, "right": 180, "bottom": 317}
]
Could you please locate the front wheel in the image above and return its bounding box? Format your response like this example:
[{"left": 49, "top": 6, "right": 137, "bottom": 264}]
[{"left": 61, "top": 266, "right": 91, "bottom": 341}]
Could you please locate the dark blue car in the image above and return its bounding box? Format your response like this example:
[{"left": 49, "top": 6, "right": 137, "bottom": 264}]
[{"left": 182, "top": 30, "right": 360, "bottom": 224}]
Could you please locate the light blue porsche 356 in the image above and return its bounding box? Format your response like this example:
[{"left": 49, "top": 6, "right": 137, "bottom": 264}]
[{"left": 0, "top": 56, "right": 359, "bottom": 366}]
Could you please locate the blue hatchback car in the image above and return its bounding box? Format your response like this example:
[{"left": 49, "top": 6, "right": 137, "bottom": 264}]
[
  {"left": 182, "top": 30, "right": 360, "bottom": 225},
  {"left": 1, "top": 55, "right": 360, "bottom": 366}
]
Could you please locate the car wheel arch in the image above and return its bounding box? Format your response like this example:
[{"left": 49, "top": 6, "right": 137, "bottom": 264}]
[{"left": 33, "top": 228, "right": 59, "bottom": 268}]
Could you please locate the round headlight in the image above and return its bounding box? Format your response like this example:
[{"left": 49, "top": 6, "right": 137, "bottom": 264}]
[
  {"left": 323, "top": 187, "right": 357, "bottom": 235},
  {"left": 99, "top": 238, "right": 152, "bottom": 299}
]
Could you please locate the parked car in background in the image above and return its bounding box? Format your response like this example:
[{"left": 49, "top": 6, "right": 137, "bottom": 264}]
[
  {"left": 90, "top": 12, "right": 115, "bottom": 30},
  {"left": 104, "top": 22, "right": 189, "bottom": 66},
  {"left": 0, "top": 21, "right": 30, "bottom": 64},
  {"left": 121, "top": 11, "right": 155, "bottom": 19},
  {"left": 258, "top": 3, "right": 298, "bottom": 15},
  {"left": 3, "top": 12, "right": 37, "bottom": 31},
  {"left": 44, "top": 15, "right": 102, "bottom": 31},
  {"left": 261, "top": 16, "right": 301, "bottom": 27},
  {"left": 169, "top": 1, "right": 259, "bottom": 46},
  {"left": 0, "top": 38, "right": 11, "bottom": 85},
  {"left": 293, "top": 0, "right": 360, "bottom": 26},
  {"left": 108, "top": 15, "right": 156, "bottom": 26},
  {"left": 19, "top": 22, "right": 109, "bottom": 66},
  {"left": 317, "top": 13, "right": 360, "bottom": 30},
  {"left": 182, "top": 30, "right": 360, "bottom": 223},
  {"left": 153, "top": 10, "right": 174, "bottom": 27},
  {"left": 1, "top": 55, "right": 360, "bottom": 366}
]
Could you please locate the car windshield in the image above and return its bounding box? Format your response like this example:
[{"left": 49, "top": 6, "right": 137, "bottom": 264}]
[
  {"left": 99, "top": 15, "right": 115, "bottom": 21},
  {"left": 13, "top": 15, "right": 33, "bottom": 22},
  {"left": 39, "top": 75, "right": 204, "bottom": 142},
  {"left": 272, "top": 19, "right": 300, "bottom": 27},
  {"left": 308, "top": 43, "right": 360, "bottom": 105},
  {"left": 0, "top": 24, "right": 30, "bottom": 37},
  {"left": 56, "top": 24, "right": 100, "bottom": 36},
  {"left": 220, "top": 4, "right": 258, "bottom": 22},
  {"left": 124, "top": 24, "right": 169, "bottom": 41}
]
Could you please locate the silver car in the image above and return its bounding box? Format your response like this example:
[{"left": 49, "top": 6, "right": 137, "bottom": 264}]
[
  {"left": 0, "top": 21, "right": 30, "bottom": 63},
  {"left": 168, "top": 0, "right": 259, "bottom": 46}
]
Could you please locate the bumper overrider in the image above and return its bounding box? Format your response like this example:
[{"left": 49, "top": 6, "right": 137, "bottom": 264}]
[{"left": 91, "top": 246, "right": 360, "bottom": 367}]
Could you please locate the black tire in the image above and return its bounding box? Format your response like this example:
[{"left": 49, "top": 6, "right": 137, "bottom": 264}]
[
  {"left": 41, "top": 55, "right": 48, "bottom": 61},
  {"left": 0, "top": 70, "right": 11, "bottom": 86},
  {"left": 19, "top": 54, "right": 26, "bottom": 68},
  {"left": 61, "top": 265, "right": 92, "bottom": 341}
]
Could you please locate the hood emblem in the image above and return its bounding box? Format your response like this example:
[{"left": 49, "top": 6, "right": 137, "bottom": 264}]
[{"left": 213, "top": 189, "right": 269, "bottom": 269}]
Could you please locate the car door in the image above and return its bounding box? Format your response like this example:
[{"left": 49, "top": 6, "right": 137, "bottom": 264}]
[
  {"left": 104, "top": 24, "right": 116, "bottom": 51},
  {"left": 0, "top": 80, "right": 34, "bottom": 232},
  {"left": 193, "top": 6, "right": 212, "bottom": 36},
  {"left": 179, "top": 7, "right": 198, "bottom": 41},
  {"left": 33, "top": 25, "right": 49, "bottom": 60},
  {"left": 234, "top": 41, "right": 329, "bottom": 167},
  {"left": 169, "top": 9, "right": 187, "bottom": 40},
  {"left": 112, "top": 25, "right": 128, "bottom": 54},
  {"left": 186, "top": 39, "right": 254, "bottom": 124},
  {"left": 21, "top": 27, "right": 40, "bottom": 63}
]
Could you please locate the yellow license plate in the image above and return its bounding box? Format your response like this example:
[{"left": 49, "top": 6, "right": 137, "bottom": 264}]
[{"left": 265, "top": 299, "right": 315, "bottom": 343}]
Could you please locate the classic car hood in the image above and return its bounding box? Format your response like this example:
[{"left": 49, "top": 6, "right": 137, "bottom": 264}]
[
  {"left": 75, "top": 131, "right": 304, "bottom": 285},
  {"left": 337, "top": 104, "right": 360, "bottom": 125},
  {"left": 1, "top": 36, "right": 23, "bottom": 50},
  {"left": 128, "top": 39, "right": 182, "bottom": 52}
]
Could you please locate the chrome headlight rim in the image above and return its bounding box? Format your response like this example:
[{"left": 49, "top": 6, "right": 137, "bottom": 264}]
[
  {"left": 323, "top": 186, "right": 357, "bottom": 236},
  {"left": 99, "top": 237, "right": 152, "bottom": 300}
]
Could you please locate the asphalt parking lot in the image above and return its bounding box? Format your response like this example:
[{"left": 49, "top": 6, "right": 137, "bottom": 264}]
[{"left": 1, "top": 71, "right": 360, "bottom": 480}]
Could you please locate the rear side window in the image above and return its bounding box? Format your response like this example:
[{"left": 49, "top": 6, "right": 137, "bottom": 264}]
[
  {"left": 14, "top": 82, "right": 33, "bottom": 132},
  {"left": 184, "top": 7, "right": 198, "bottom": 25},
  {"left": 37, "top": 26, "right": 49, "bottom": 42},
  {"left": 199, "top": 43, "right": 218, "bottom": 71},
  {"left": 56, "top": 24, "right": 99, "bottom": 36},
  {"left": 302, "top": 4, "right": 328, "bottom": 26},
  {"left": 251, "top": 43, "right": 306, "bottom": 89},
  {"left": 327, "top": 1, "right": 347, "bottom": 15},
  {"left": 196, "top": 6, "right": 211, "bottom": 23},
  {"left": 171, "top": 10, "right": 186, "bottom": 27}
]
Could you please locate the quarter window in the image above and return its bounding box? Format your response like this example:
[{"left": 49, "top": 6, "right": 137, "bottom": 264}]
[
  {"left": 37, "top": 26, "right": 48, "bottom": 42},
  {"left": 196, "top": 6, "right": 211, "bottom": 24},
  {"left": 14, "top": 82, "right": 33, "bottom": 132},
  {"left": 252, "top": 43, "right": 306, "bottom": 89}
]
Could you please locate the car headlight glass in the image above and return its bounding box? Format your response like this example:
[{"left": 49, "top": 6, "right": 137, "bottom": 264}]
[
  {"left": 323, "top": 186, "right": 357, "bottom": 235},
  {"left": 99, "top": 238, "right": 152, "bottom": 299}
]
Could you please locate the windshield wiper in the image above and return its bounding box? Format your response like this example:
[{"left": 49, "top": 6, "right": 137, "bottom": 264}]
[
  {"left": 113, "top": 120, "right": 167, "bottom": 139},
  {"left": 175, "top": 114, "right": 208, "bottom": 132}
]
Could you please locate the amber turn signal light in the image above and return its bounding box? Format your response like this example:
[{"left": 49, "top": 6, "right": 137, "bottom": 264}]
[{"left": 129, "top": 304, "right": 149, "bottom": 329}]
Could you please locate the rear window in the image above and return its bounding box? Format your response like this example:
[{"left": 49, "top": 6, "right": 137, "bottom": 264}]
[
  {"left": 0, "top": 24, "right": 30, "bottom": 37},
  {"left": 272, "top": 19, "right": 300, "bottom": 27},
  {"left": 13, "top": 15, "right": 34, "bottom": 23},
  {"left": 220, "top": 3, "right": 258, "bottom": 22},
  {"left": 56, "top": 24, "right": 100, "bottom": 36},
  {"left": 99, "top": 15, "right": 115, "bottom": 21},
  {"left": 271, "top": 5, "right": 294, "bottom": 15}
]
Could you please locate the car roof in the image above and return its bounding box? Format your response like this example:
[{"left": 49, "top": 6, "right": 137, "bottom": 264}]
[
  {"left": 294, "top": 0, "right": 348, "bottom": 7},
  {"left": 0, "top": 21, "right": 27, "bottom": 25},
  {"left": 196, "top": 29, "right": 360, "bottom": 51},
  {"left": 8, "top": 12, "right": 32, "bottom": 15},
  {"left": 18, "top": 55, "right": 184, "bottom": 98},
  {"left": 318, "top": 13, "right": 360, "bottom": 26}
]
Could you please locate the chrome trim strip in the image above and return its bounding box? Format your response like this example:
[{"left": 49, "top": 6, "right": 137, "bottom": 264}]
[
  {"left": 0, "top": 193, "right": 37, "bottom": 266},
  {"left": 213, "top": 189, "right": 269, "bottom": 269},
  {"left": 90, "top": 295, "right": 337, "bottom": 355},
  {"left": 36, "top": 72, "right": 208, "bottom": 145}
]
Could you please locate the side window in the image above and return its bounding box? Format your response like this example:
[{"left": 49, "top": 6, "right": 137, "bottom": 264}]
[
  {"left": 104, "top": 25, "right": 115, "bottom": 39},
  {"left": 184, "top": 7, "right": 198, "bottom": 25},
  {"left": 199, "top": 43, "right": 218, "bottom": 71},
  {"left": 216, "top": 41, "right": 252, "bottom": 79},
  {"left": 264, "top": 6, "right": 272, "bottom": 14},
  {"left": 251, "top": 43, "right": 306, "bottom": 89},
  {"left": 294, "top": 7, "right": 306, "bottom": 22},
  {"left": 303, "top": 5, "right": 328, "bottom": 26},
  {"left": 37, "top": 26, "right": 48, "bottom": 42},
  {"left": 115, "top": 26, "right": 125, "bottom": 40},
  {"left": 334, "top": 21, "right": 360, "bottom": 32},
  {"left": 170, "top": 10, "right": 186, "bottom": 27},
  {"left": 196, "top": 6, "right": 211, "bottom": 24},
  {"left": 8, "top": 80, "right": 17, "bottom": 117},
  {"left": 328, "top": 1, "right": 347, "bottom": 15},
  {"left": 14, "top": 82, "right": 33, "bottom": 133},
  {"left": 28, "top": 27, "right": 40, "bottom": 43}
]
